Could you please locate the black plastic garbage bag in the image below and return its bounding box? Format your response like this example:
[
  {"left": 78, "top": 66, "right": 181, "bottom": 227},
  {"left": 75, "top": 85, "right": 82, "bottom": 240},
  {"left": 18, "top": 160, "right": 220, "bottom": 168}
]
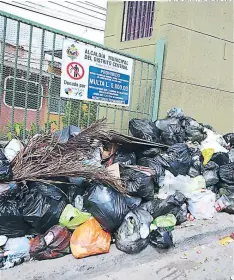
[
  {"left": 219, "top": 185, "right": 234, "bottom": 214},
  {"left": 0, "top": 188, "right": 28, "bottom": 237},
  {"left": 219, "top": 163, "right": 234, "bottom": 185},
  {"left": 54, "top": 125, "right": 80, "bottom": 143},
  {"left": 115, "top": 208, "right": 153, "bottom": 254},
  {"left": 129, "top": 119, "right": 160, "bottom": 142},
  {"left": 223, "top": 133, "right": 234, "bottom": 147},
  {"left": 162, "top": 143, "right": 193, "bottom": 176},
  {"left": 156, "top": 118, "right": 185, "bottom": 145},
  {"left": 0, "top": 150, "right": 13, "bottom": 182},
  {"left": 120, "top": 166, "right": 154, "bottom": 201},
  {"left": 210, "top": 152, "right": 229, "bottom": 166},
  {"left": 202, "top": 161, "right": 219, "bottom": 187},
  {"left": 181, "top": 117, "right": 207, "bottom": 143},
  {"left": 169, "top": 203, "right": 187, "bottom": 225},
  {"left": 113, "top": 149, "right": 136, "bottom": 165},
  {"left": 19, "top": 181, "right": 68, "bottom": 234},
  {"left": 84, "top": 183, "right": 129, "bottom": 233},
  {"left": 139, "top": 191, "right": 186, "bottom": 219},
  {"left": 124, "top": 196, "right": 142, "bottom": 210},
  {"left": 167, "top": 108, "right": 184, "bottom": 119},
  {"left": 150, "top": 228, "right": 173, "bottom": 249},
  {"left": 137, "top": 157, "right": 165, "bottom": 181},
  {"left": 137, "top": 147, "right": 163, "bottom": 158}
]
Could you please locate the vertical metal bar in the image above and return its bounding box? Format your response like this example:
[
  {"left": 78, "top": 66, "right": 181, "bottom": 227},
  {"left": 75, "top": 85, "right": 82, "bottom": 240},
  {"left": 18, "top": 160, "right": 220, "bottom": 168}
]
[
  {"left": 36, "top": 29, "right": 45, "bottom": 133},
  {"left": 10, "top": 21, "right": 20, "bottom": 139},
  {"left": 143, "top": 63, "right": 149, "bottom": 117},
  {"left": 152, "top": 39, "right": 166, "bottom": 121},
  {"left": 148, "top": 1, "right": 155, "bottom": 37},
  {"left": 57, "top": 95, "right": 62, "bottom": 130},
  {"left": 87, "top": 102, "right": 91, "bottom": 126},
  {"left": 136, "top": 61, "right": 143, "bottom": 118},
  {"left": 113, "top": 105, "right": 117, "bottom": 130},
  {"left": 0, "top": 17, "right": 7, "bottom": 116},
  {"left": 149, "top": 64, "right": 157, "bottom": 121},
  {"left": 120, "top": 105, "right": 124, "bottom": 133},
  {"left": 127, "top": 60, "right": 136, "bottom": 134},
  {"left": 46, "top": 33, "right": 56, "bottom": 132},
  {"left": 96, "top": 103, "right": 100, "bottom": 120},
  {"left": 67, "top": 99, "right": 72, "bottom": 126},
  {"left": 78, "top": 101, "right": 82, "bottom": 127},
  {"left": 23, "top": 25, "right": 33, "bottom": 141},
  {"left": 143, "top": 1, "right": 149, "bottom": 38}
]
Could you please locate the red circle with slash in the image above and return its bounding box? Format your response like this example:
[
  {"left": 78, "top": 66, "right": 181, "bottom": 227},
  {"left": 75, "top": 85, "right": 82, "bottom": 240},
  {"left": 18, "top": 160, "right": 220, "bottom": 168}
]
[{"left": 67, "top": 62, "right": 85, "bottom": 80}]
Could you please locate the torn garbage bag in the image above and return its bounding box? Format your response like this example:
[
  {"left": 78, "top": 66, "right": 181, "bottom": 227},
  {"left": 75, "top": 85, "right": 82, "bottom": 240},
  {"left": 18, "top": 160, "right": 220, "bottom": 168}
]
[
  {"left": 19, "top": 181, "right": 68, "bottom": 234},
  {"left": 150, "top": 228, "right": 173, "bottom": 249},
  {"left": 219, "top": 163, "right": 234, "bottom": 185},
  {"left": 140, "top": 191, "right": 186, "bottom": 219},
  {"left": 84, "top": 183, "right": 129, "bottom": 232},
  {"left": 188, "top": 190, "right": 216, "bottom": 219},
  {"left": 129, "top": 119, "right": 160, "bottom": 142},
  {"left": 29, "top": 225, "right": 71, "bottom": 260},
  {"left": 115, "top": 208, "right": 153, "bottom": 254},
  {"left": 113, "top": 149, "right": 136, "bottom": 165},
  {"left": 70, "top": 218, "right": 111, "bottom": 259},
  {"left": 120, "top": 165, "right": 154, "bottom": 201},
  {"left": 59, "top": 204, "right": 91, "bottom": 230},
  {"left": 202, "top": 161, "right": 219, "bottom": 187},
  {"left": 0, "top": 150, "right": 13, "bottom": 182}
]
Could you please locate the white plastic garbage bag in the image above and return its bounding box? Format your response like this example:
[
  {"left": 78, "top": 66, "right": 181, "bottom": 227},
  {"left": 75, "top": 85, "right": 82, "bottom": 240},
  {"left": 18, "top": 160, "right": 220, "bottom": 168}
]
[
  {"left": 188, "top": 190, "right": 216, "bottom": 220},
  {"left": 4, "top": 139, "right": 23, "bottom": 162},
  {"left": 200, "top": 129, "right": 228, "bottom": 154},
  {"left": 158, "top": 171, "right": 206, "bottom": 199}
]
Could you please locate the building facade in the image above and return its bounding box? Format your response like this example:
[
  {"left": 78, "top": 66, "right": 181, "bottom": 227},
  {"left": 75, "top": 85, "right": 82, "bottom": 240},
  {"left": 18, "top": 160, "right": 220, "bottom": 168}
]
[{"left": 104, "top": 1, "right": 234, "bottom": 133}]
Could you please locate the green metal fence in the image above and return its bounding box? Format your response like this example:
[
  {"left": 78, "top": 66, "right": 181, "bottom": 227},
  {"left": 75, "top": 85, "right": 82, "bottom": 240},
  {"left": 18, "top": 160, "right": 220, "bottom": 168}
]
[{"left": 0, "top": 11, "right": 163, "bottom": 142}]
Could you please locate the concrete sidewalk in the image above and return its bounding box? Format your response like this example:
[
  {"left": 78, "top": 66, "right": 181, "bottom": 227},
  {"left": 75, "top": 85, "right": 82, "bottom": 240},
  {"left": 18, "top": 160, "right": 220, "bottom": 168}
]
[{"left": 1, "top": 213, "right": 233, "bottom": 280}]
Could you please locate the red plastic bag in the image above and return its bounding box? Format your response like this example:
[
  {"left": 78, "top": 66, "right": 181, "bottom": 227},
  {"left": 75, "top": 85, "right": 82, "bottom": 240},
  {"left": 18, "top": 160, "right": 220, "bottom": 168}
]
[
  {"left": 30, "top": 225, "right": 71, "bottom": 260},
  {"left": 70, "top": 218, "right": 111, "bottom": 259}
]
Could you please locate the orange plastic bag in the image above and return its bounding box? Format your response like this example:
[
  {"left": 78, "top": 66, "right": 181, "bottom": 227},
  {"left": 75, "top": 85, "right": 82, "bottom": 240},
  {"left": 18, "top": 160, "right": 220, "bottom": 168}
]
[{"left": 70, "top": 218, "right": 111, "bottom": 259}]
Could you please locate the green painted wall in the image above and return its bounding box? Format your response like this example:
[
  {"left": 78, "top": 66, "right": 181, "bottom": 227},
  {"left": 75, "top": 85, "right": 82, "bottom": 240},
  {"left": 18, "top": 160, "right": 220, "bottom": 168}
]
[{"left": 104, "top": 1, "right": 234, "bottom": 133}]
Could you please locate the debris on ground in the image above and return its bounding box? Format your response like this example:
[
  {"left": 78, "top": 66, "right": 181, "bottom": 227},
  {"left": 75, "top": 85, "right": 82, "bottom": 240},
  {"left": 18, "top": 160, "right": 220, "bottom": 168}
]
[{"left": 0, "top": 107, "right": 233, "bottom": 269}]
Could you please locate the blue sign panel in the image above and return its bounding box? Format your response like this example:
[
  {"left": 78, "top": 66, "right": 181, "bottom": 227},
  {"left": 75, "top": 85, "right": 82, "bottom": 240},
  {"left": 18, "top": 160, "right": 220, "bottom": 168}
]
[{"left": 88, "top": 66, "right": 130, "bottom": 105}]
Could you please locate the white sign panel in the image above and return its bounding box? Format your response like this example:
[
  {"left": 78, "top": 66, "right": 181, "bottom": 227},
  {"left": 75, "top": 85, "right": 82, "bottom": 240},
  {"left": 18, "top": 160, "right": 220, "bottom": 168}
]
[{"left": 60, "top": 39, "right": 133, "bottom": 106}]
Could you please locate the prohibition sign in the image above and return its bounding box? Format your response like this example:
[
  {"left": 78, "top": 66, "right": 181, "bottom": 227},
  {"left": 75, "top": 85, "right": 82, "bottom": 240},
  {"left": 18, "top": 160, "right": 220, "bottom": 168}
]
[{"left": 67, "top": 62, "right": 85, "bottom": 80}]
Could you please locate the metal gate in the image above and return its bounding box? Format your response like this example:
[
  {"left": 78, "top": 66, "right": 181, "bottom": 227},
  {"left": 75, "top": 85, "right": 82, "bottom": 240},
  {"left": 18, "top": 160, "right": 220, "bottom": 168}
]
[{"left": 0, "top": 11, "right": 165, "bottom": 142}]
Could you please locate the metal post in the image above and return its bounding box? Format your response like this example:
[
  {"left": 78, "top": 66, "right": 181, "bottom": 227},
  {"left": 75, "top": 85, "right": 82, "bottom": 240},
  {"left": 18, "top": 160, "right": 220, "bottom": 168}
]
[
  {"left": 0, "top": 17, "right": 7, "bottom": 117},
  {"left": 152, "top": 39, "right": 166, "bottom": 121}
]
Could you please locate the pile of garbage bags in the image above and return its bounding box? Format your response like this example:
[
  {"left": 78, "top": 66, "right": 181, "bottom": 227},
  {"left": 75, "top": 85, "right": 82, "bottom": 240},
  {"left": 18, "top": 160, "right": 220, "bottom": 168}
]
[{"left": 0, "top": 107, "right": 234, "bottom": 269}]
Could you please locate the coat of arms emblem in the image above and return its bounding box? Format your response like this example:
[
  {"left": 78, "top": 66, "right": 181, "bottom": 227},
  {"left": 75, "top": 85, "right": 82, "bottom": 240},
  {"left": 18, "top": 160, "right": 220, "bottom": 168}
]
[{"left": 66, "top": 44, "right": 79, "bottom": 60}]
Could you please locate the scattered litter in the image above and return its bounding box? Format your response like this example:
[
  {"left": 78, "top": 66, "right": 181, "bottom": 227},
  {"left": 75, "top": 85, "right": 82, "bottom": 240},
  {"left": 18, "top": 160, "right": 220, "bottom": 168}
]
[{"left": 219, "top": 236, "right": 234, "bottom": 246}]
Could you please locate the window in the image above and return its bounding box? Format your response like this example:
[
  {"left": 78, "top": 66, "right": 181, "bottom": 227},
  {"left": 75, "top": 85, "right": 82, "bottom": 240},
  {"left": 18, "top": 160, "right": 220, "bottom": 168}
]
[
  {"left": 4, "top": 77, "right": 43, "bottom": 110},
  {"left": 122, "top": 1, "right": 155, "bottom": 41},
  {"left": 48, "top": 76, "right": 66, "bottom": 114}
]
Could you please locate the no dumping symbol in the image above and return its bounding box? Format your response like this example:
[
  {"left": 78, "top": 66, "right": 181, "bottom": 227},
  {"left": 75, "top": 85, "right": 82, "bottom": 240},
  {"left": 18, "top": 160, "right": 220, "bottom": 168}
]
[{"left": 67, "top": 62, "right": 85, "bottom": 80}]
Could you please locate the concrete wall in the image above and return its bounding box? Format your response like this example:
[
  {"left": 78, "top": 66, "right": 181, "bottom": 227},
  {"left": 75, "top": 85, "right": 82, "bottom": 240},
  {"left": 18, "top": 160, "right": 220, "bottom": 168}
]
[{"left": 104, "top": 1, "right": 234, "bottom": 134}]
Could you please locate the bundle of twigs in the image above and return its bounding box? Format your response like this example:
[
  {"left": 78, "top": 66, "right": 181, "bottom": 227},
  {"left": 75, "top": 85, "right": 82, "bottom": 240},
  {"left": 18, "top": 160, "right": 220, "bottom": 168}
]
[{"left": 12, "top": 119, "right": 124, "bottom": 193}]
